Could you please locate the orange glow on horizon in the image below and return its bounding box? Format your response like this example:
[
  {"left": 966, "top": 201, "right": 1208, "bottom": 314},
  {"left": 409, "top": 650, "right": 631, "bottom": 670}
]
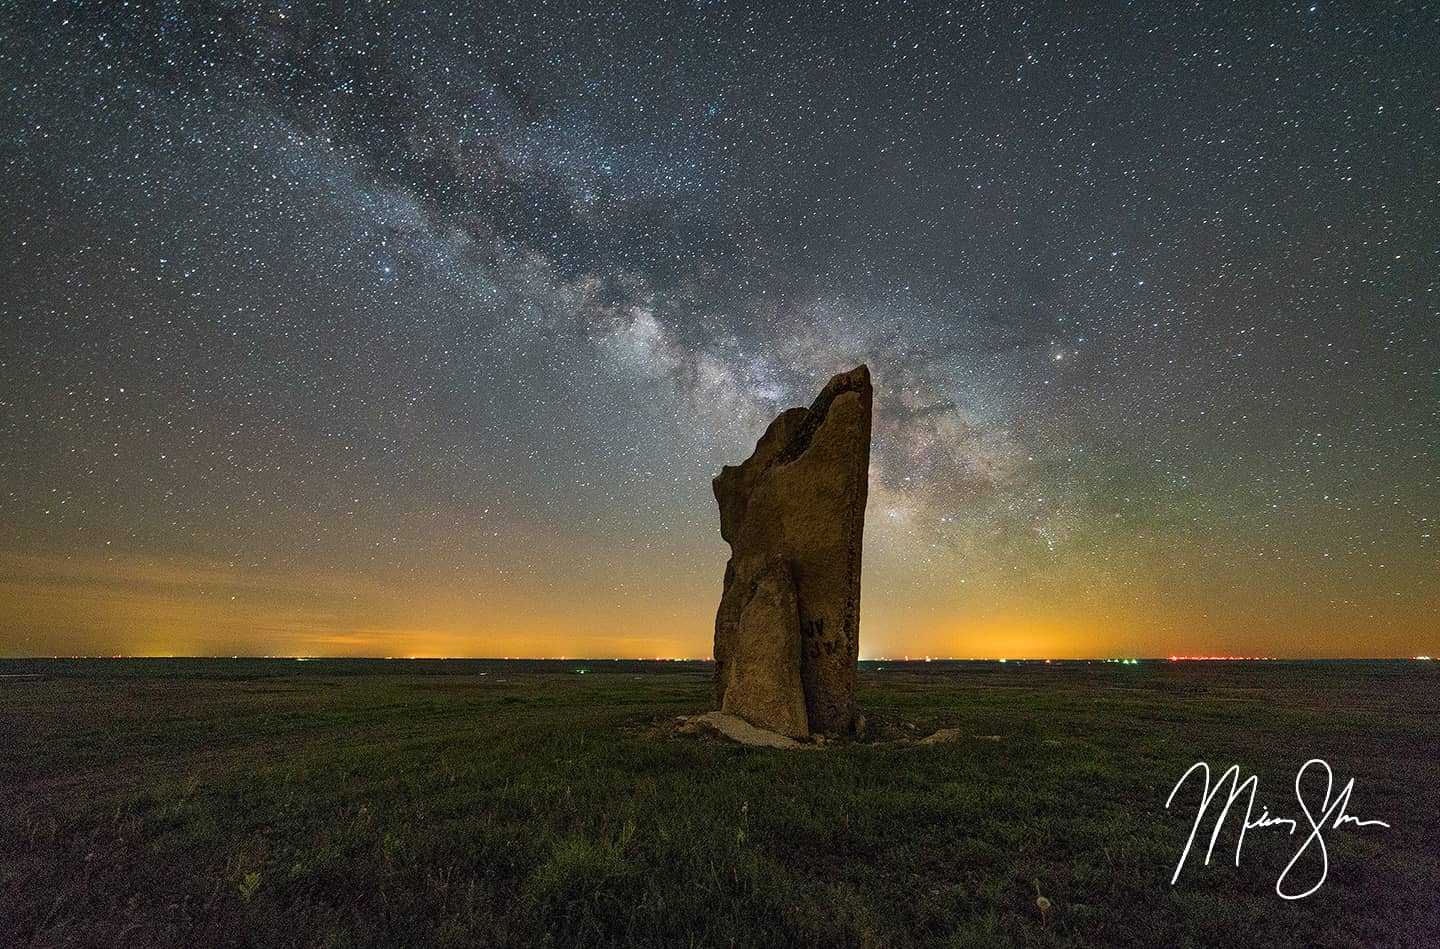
[{"left": 1, "top": 548, "right": 1435, "bottom": 660}]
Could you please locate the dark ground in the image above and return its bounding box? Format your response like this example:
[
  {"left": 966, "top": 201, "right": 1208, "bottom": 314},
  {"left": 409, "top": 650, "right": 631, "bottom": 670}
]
[{"left": 1, "top": 658, "right": 1436, "bottom": 947}]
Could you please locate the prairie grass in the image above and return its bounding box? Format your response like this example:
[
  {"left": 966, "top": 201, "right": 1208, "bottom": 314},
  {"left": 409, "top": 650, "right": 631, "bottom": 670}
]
[{"left": 1, "top": 658, "right": 1436, "bottom": 947}]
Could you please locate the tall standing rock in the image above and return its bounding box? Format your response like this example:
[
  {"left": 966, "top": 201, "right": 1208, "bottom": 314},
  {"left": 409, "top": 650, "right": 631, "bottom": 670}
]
[{"left": 712, "top": 365, "right": 872, "bottom": 736}]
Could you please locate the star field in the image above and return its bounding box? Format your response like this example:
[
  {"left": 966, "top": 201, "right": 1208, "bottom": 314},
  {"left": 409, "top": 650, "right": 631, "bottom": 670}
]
[{"left": 2, "top": 1, "right": 1436, "bottom": 658}]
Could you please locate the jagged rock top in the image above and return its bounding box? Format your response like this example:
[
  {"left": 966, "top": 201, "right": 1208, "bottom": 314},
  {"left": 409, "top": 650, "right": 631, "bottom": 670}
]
[{"left": 714, "top": 365, "right": 871, "bottom": 544}]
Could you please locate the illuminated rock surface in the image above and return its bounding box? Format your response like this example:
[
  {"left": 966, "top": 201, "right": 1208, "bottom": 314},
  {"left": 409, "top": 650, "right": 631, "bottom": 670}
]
[{"left": 712, "top": 365, "right": 872, "bottom": 736}]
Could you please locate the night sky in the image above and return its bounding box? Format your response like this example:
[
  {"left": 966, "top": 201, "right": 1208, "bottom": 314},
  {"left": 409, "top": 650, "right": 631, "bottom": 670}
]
[{"left": 2, "top": 2, "right": 1436, "bottom": 659}]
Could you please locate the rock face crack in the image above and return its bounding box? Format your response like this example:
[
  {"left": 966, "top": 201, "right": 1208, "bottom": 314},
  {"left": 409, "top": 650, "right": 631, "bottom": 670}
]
[{"left": 711, "top": 365, "right": 872, "bottom": 736}]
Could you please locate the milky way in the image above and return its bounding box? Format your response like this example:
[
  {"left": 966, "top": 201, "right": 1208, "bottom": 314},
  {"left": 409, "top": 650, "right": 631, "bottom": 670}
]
[{"left": 2, "top": 2, "right": 1436, "bottom": 658}]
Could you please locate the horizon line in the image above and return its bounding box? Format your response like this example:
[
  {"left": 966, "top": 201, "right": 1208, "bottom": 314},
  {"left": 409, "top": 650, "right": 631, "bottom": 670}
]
[{"left": 2, "top": 654, "right": 1433, "bottom": 662}]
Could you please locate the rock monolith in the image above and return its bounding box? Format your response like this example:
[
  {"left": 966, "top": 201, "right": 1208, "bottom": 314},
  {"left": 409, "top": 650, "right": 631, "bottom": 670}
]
[{"left": 712, "top": 365, "right": 871, "bottom": 736}]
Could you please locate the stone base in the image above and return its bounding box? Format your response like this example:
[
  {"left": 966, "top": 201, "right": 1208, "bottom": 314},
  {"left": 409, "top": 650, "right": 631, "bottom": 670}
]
[{"left": 678, "top": 711, "right": 802, "bottom": 749}]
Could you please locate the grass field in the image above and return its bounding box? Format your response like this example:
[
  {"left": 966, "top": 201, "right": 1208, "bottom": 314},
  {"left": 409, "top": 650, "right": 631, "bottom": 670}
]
[{"left": 2, "top": 658, "right": 1437, "bottom": 947}]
